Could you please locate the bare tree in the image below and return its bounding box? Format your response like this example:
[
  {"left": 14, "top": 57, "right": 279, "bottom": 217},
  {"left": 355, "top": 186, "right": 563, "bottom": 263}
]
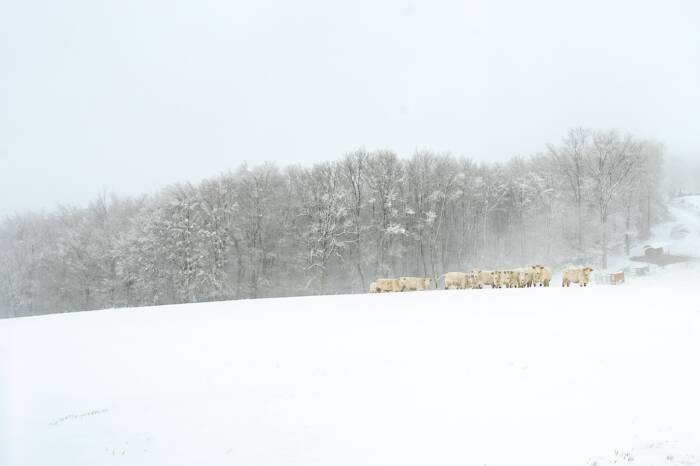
[
  {"left": 549, "top": 127, "right": 590, "bottom": 252},
  {"left": 292, "top": 162, "right": 351, "bottom": 293},
  {"left": 586, "top": 130, "right": 641, "bottom": 269},
  {"left": 341, "top": 150, "right": 369, "bottom": 291},
  {"left": 365, "top": 151, "right": 404, "bottom": 278}
]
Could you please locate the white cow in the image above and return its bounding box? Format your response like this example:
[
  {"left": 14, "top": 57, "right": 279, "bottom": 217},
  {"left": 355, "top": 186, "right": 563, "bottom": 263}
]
[
  {"left": 532, "top": 265, "right": 553, "bottom": 287},
  {"left": 466, "top": 270, "right": 480, "bottom": 289},
  {"left": 540, "top": 266, "right": 553, "bottom": 287},
  {"left": 516, "top": 268, "right": 534, "bottom": 288},
  {"left": 442, "top": 272, "right": 468, "bottom": 290},
  {"left": 399, "top": 277, "right": 432, "bottom": 291},
  {"left": 562, "top": 267, "right": 594, "bottom": 287},
  {"left": 474, "top": 270, "right": 497, "bottom": 289},
  {"left": 374, "top": 278, "right": 402, "bottom": 293},
  {"left": 500, "top": 270, "right": 518, "bottom": 288},
  {"left": 492, "top": 270, "right": 505, "bottom": 288}
]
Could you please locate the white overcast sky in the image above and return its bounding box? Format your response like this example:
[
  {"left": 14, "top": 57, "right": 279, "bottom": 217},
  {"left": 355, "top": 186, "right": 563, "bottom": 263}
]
[{"left": 2, "top": 0, "right": 699, "bottom": 215}]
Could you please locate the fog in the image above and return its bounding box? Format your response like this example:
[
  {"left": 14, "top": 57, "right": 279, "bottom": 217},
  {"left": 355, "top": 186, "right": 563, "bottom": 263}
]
[
  {"left": 667, "top": 155, "right": 700, "bottom": 194},
  {"left": 2, "top": 0, "right": 699, "bottom": 216}
]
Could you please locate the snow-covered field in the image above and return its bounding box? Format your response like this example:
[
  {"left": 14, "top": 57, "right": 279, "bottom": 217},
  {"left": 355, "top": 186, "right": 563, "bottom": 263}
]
[
  {"left": 2, "top": 200, "right": 699, "bottom": 466},
  {"left": 3, "top": 274, "right": 700, "bottom": 466}
]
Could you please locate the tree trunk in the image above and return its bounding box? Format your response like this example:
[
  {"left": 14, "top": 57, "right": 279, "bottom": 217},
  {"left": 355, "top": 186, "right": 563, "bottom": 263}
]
[
  {"left": 601, "top": 216, "right": 609, "bottom": 270},
  {"left": 576, "top": 196, "right": 583, "bottom": 251},
  {"left": 624, "top": 205, "right": 632, "bottom": 257},
  {"left": 354, "top": 212, "right": 365, "bottom": 291},
  {"left": 419, "top": 233, "right": 428, "bottom": 277}
]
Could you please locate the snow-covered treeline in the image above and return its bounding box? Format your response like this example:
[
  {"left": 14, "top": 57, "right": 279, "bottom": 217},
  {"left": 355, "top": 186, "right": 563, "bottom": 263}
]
[{"left": 0, "top": 129, "right": 664, "bottom": 317}]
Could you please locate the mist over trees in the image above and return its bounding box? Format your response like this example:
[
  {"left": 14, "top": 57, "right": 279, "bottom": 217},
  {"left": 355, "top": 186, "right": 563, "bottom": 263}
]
[
  {"left": 0, "top": 129, "right": 666, "bottom": 318},
  {"left": 666, "top": 156, "right": 700, "bottom": 196}
]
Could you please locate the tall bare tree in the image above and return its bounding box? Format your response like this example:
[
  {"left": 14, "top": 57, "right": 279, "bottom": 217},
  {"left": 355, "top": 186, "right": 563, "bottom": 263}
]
[{"left": 586, "top": 130, "right": 641, "bottom": 269}]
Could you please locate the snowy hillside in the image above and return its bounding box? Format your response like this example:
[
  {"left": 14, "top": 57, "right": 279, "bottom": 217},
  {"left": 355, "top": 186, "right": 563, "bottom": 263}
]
[
  {"left": 3, "top": 271, "right": 700, "bottom": 466},
  {"left": 677, "top": 194, "right": 700, "bottom": 214},
  {"left": 659, "top": 197, "right": 700, "bottom": 256},
  {"left": 2, "top": 200, "right": 699, "bottom": 466}
]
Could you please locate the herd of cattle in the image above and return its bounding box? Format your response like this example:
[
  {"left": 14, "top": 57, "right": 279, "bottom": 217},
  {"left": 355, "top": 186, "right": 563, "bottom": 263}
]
[{"left": 369, "top": 265, "right": 595, "bottom": 293}]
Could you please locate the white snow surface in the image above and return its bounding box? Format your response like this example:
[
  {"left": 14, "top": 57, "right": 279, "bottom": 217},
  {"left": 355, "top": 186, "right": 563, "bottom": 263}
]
[
  {"left": 3, "top": 277, "right": 700, "bottom": 466},
  {"left": 2, "top": 200, "right": 700, "bottom": 466}
]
